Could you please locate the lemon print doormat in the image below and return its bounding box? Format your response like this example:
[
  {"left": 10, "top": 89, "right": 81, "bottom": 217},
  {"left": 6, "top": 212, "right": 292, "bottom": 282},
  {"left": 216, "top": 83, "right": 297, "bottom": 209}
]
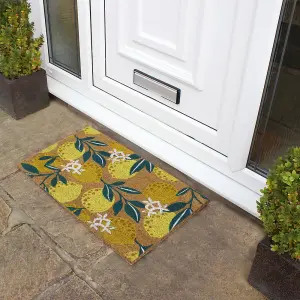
[{"left": 19, "top": 126, "right": 208, "bottom": 264}]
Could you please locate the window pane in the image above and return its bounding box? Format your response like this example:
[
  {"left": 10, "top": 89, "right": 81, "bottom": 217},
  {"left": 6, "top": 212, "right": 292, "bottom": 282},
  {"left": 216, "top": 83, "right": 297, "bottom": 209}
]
[
  {"left": 44, "top": 0, "right": 81, "bottom": 77},
  {"left": 248, "top": 0, "right": 300, "bottom": 175}
]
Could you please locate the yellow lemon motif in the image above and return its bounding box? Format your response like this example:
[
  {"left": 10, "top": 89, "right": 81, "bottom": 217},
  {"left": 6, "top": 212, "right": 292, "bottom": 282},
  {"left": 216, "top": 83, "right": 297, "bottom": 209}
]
[
  {"left": 144, "top": 212, "right": 176, "bottom": 238},
  {"left": 49, "top": 181, "right": 82, "bottom": 203},
  {"left": 81, "top": 188, "right": 114, "bottom": 213},
  {"left": 83, "top": 126, "right": 101, "bottom": 135},
  {"left": 102, "top": 217, "right": 136, "bottom": 245},
  {"left": 57, "top": 141, "right": 85, "bottom": 160},
  {"left": 78, "top": 210, "right": 91, "bottom": 222},
  {"left": 28, "top": 154, "right": 63, "bottom": 174},
  {"left": 153, "top": 167, "right": 178, "bottom": 182},
  {"left": 125, "top": 251, "right": 139, "bottom": 262},
  {"left": 72, "top": 161, "right": 102, "bottom": 183},
  {"left": 108, "top": 160, "right": 136, "bottom": 180},
  {"left": 143, "top": 182, "right": 177, "bottom": 204},
  {"left": 40, "top": 143, "right": 58, "bottom": 153}
]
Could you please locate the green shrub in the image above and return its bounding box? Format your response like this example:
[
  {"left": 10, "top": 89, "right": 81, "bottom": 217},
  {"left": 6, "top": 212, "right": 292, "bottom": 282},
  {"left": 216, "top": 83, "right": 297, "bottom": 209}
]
[
  {"left": 0, "top": 0, "right": 44, "bottom": 79},
  {"left": 258, "top": 147, "right": 300, "bottom": 259}
]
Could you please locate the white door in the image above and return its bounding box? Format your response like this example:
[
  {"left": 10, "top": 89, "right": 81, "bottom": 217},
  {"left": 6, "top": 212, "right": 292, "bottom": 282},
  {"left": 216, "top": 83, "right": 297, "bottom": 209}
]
[{"left": 92, "top": 0, "right": 260, "bottom": 155}]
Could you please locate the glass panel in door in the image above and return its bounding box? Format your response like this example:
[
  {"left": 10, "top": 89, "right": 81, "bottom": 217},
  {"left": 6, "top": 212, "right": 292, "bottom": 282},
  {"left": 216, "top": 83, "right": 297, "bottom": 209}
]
[
  {"left": 43, "top": 0, "right": 81, "bottom": 77},
  {"left": 249, "top": 0, "right": 300, "bottom": 175}
]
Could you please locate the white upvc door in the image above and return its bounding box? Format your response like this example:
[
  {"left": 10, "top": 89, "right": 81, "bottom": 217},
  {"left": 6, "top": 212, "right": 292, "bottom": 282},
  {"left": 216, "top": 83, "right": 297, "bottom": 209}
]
[
  {"left": 31, "top": 0, "right": 283, "bottom": 215},
  {"left": 92, "top": 0, "right": 266, "bottom": 155}
]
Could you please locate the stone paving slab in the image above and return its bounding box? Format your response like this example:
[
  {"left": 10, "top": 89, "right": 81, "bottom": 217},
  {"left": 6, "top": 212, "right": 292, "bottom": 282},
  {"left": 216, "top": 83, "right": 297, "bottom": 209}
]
[
  {"left": 0, "top": 172, "right": 109, "bottom": 259},
  {"left": 0, "top": 101, "right": 87, "bottom": 180},
  {"left": 85, "top": 201, "right": 265, "bottom": 300},
  {"left": 36, "top": 274, "right": 103, "bottom": 300},
  {"left": 0, "top": 225, "right": 71, "bottom": 300},
  {"left": 0, "top": 195, "right": 11, "bottom": 233}
]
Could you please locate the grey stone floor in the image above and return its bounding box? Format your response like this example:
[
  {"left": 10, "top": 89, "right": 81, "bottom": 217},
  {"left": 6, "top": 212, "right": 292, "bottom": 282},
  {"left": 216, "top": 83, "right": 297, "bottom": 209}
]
[{"left": 0, "top": 100, "right": 266, "bottom": 300}]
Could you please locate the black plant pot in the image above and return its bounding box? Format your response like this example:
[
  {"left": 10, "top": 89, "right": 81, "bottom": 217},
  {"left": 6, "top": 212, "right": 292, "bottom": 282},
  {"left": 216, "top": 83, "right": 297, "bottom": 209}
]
[
  {"left": 248, "top": 237, "right": 300, "bottom": 300},
  {"left": 0, "top": 69, "right": 49, "bottom": 120}
]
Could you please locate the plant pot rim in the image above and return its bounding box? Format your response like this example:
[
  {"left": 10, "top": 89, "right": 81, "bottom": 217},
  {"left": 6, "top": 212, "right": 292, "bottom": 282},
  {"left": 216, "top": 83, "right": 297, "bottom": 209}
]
[
  {"left": 261, "top": 237, "right": 300, "bottom": 268},
  {"left": 0, "top": 69, "right": 45, "bottom": 82}
]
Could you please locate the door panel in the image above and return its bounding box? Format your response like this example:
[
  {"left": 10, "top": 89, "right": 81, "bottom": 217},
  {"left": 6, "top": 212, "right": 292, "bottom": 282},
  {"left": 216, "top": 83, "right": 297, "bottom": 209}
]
[{"left": 105, "top": 0, "right": 236, "bottom": 129}]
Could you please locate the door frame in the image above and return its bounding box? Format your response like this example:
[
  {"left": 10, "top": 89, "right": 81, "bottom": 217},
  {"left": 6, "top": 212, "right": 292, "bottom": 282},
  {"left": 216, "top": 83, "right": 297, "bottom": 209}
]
[{"left": 32, "top": 0, "right": 283, "bottom": 215}]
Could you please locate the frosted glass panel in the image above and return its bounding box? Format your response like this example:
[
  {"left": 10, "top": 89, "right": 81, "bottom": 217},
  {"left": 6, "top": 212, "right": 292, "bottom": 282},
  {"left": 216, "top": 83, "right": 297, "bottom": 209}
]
[
  {"left": 44, "top": 0, "right": 81, "bottom": 76},
  {"left": 249, "top": 0, "right": 300, "bottom": 175}
]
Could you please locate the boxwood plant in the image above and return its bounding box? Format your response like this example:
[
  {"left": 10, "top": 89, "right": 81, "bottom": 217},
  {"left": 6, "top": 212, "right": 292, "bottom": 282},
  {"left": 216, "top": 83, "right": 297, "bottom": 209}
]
[
  {"left": 0, "top": 0, "right": 44, "bottom": 79},
  {"left": 258, "top": 147, "right": 300, "bottom": 259}
]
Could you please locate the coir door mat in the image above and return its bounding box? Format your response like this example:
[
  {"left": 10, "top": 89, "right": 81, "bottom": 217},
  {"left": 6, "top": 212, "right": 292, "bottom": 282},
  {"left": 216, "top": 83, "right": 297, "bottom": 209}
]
[{"left": 19, "top": 126, "right": 208, "bottom": 264}]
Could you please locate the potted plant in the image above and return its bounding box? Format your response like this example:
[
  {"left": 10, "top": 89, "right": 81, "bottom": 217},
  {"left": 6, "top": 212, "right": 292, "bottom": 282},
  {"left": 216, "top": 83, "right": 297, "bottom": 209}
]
[
  {"left": 0, "top": 0, "right": 49, "bottom": 120},
  {"left": 248, "top": 147, "right": 300, "bottom": 300}
]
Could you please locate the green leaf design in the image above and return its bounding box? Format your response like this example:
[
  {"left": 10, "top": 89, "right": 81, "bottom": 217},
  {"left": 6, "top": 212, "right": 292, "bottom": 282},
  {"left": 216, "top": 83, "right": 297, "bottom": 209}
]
[
  {"left": 103, "top": 184, "right": 114, "bottom": 201},
  {"left": 167, "top": 202, "right": 187, "bottom": 212},
  {"left": 145, "top": 161, "right": 154, "bottom": 172},
  {"left": 169, "top": 208, "right": 192, "bottom": 231},
  {"left": 44, "top": 186, "right": 49, "bottom": 193},
  {"left": 81, "top": 137, "right": 94, "bottom": 141},
  {"left": 99, "top": 151, "right": 111, "bottom": 157},
  {"left": 45, "top": 157, "right": 56, "bottom": 165},
  {"left": 74, "top": 208, "right": 84, "bottom": 216},
  {"left": 39, "top": 156, "right": 52, "bottom": 160},
  {"left": 21, "top": 163, "right": 39, "bottom": 174},
  {"left": 83, "top": 150, "right": 91, "bottom": 163},
  {"left": 75, "top": 139, "right": 84, "bottom": 152},
  {"left": 176, "top": 187, "right": 190, "bottom": 196},
  {"left": 58, "top": 174, "right": 67, "bottom": 185},
  {"left": 128, "top": 200, "right": 145, "bottom": 208},
  {"left": 67, "top": 207, "right": 84, "bottom": 216},
  {"left": 89, "top": 140, "right": 107, "bottom": 146},
  {"left": 51, "top": 176, "right": 58, "bottom": 187},
  {"left": 113, "top": 200, "right": 123, "bottom": 215},
  {"left": 125, "top": 202, "right": 140, "bottom": 223},
  {"left": 92, "top": 153, "right": 106, "bottom": 167},
  {"left": 130, "top": 159, "right": 146, "bottom": 175},
  {"left": 129, "top": 154, "right": 141, "bottom": 160},
  {"left": 118, "top": 186, "right": 141, "bottom": 194},
  {"left": 110, "top": 181, "right": 125, "bottom": 186}
]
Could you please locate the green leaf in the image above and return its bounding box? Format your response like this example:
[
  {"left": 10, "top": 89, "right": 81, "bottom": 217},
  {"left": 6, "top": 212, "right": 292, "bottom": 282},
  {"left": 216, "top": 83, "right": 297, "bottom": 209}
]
[
  {"left": 118, "top": 186, "right": 141, "bottom": 194},
  {"left": 167, "top": 202, "right": 187, "bottom": 212},
  {"left": 169, "top": 208, "right": 192, "bottom": 231},
  {"left": 39, "top": 156, "right": 52, "bottom": 160},
  {"left": 44, "top": 157, "right": 56, "bottom": 165},
  {"left": 128, "top": 200, "right": 145, "bottom": 208},
  {"left": 125, "top": 202, "right": 140, "bottom": 223},
  {"left": 130, "top": 159, "right": 146, "bottom": 175},
  {"left": 103, "top": 184, "right": 114, "bottom": 201},
  {"left": 74, "top": 208, "right": 83, "bottom": 216},
  {"left": 83, "top": 150, "right": 91, "bottom": 163},
  {"left": 75, "top": 139, "right": 84, "bottom": 152},
  {"left": 89, "top": 140, "right": 107, "bottom": 146},
  {"left": 110, "top": 181, "right": 125, "bottom": 186},
  {"left": 58, "top": 174, "right": 67, "bottom": 184},
  {"left": 21, "top": 163, "right": 39, "bottom": 174},
  {"left": 81, "top": 137, "right": 94, "bottom": 141},
  {"left": 51, "top": 176, "right": 58, "bottom": 187},
  {"left": 129, "top": 154, "right": 141, "bottom": 160},
  {"left": 92, "top": 153, "right": 106, "bottom": 167},
  {"left": 67, "top": 206, "right": 77, "bottom": 212},
  {"left": 176, "top": 187, "right": 190, "bottom": 196},
  {"left": 99, "top": 151, "right": 111, "bottom": 157},
  {"left": 113, "top": 200, "right": 123, "bottom": 215},
  {"left": 138, "top": 244, "right": 152, "bottom": 256},
  {"left": 44, "top": 186, "right": 49, "bottom": 193},
  {"left": 145, "top": 161, "right": 154, "bottom": 172}
]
